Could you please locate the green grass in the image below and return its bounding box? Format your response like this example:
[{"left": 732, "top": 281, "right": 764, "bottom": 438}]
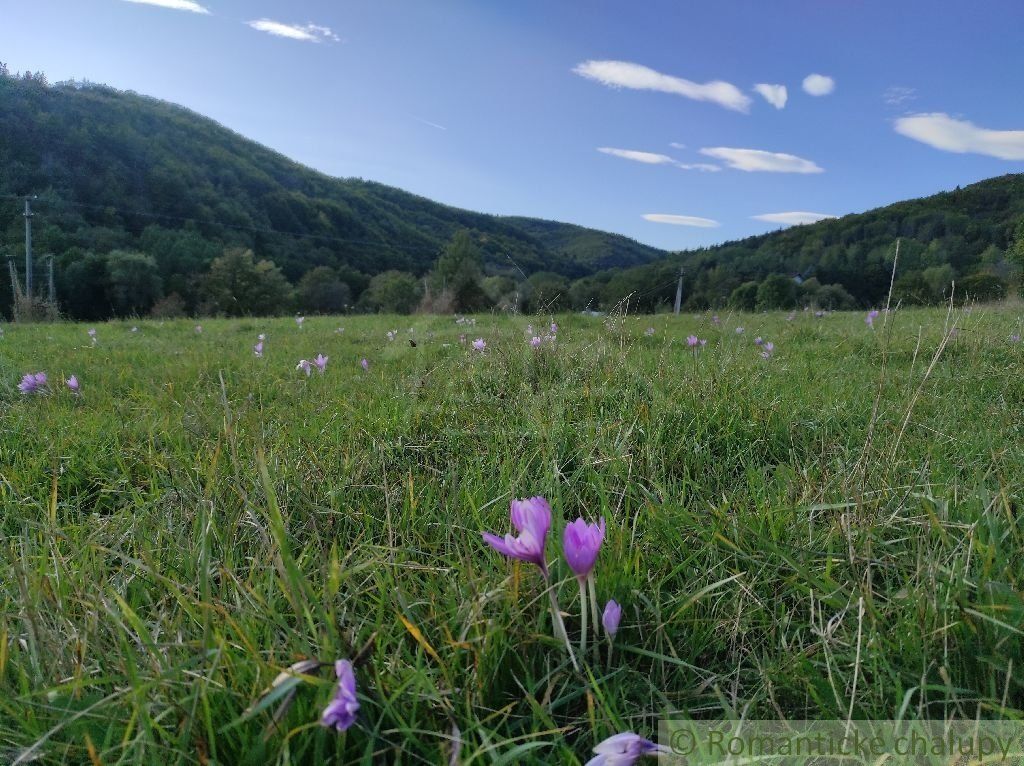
[{"left": 1, "top": 307, "right": 1023, "bottom": 764}]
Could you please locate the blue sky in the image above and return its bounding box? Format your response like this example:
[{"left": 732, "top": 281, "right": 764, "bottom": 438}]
[{"left": 2, "top": 0, "right": 1024, "bottom": 251}]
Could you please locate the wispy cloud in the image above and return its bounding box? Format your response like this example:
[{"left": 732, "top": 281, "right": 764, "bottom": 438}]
[
  {"left": 415, "top": 117, "right": 447, "bottom": 131},
  {"left": 893, "top": 113, "right": 1024, "bottom": 160},
  {"left": 883, "top": 86, "right": 917, "bottom": 106},
  {"left": 643, "top": 214, "right": 720, "bottom": 228},
  {"left": 669, "top": 142, "right": 687, "bottom": 149},
  {"left": 246, "top": 19, "right": 339, "bottom": 42},
  {"left": 598, "top": 147, "right": 677, "bottom": 165},
  {"left": 121, "top": 0, "right": 209, "bottom": 13},
  {"left": 677, "top": 163, "right": 722, "bottom": 172},
  {"left": 574, "top": 60, "right": 751, "bottom": 113},
  {"left": 700, "top": 147, "right": 824, "bottom": 173},
  {"left": 753, "top": 83, "right": 787, "bottom": 109},
  {"left": 753, "top": 211, "right": 837, "bottom": 226},
  {"left": 598, "top": 147, "right": 720, "bottom": 172},
  {"left": 802, "top": 73, "right": 835, "bottom": 96}
]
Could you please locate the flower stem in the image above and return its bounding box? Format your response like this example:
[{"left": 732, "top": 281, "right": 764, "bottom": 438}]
[
  {"left": 578, "top": 578, "right": 588, "bottom": 655},
  {"left": 587, "top": 574, "right": 599, "bottom": 640},
  {"left": 547, "top": 585, "right": 579, "bottom": 671}
]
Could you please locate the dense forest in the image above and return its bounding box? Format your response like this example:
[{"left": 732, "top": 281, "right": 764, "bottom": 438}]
[
  {"left": 577, "top": 173, "right": 1024, "bottom": 312},
  {"left": 0, "top": 68, "right": 663, "bottom": 319},
  {"left": 1, "top": 66, "right": 1022, "bottom": 319}
]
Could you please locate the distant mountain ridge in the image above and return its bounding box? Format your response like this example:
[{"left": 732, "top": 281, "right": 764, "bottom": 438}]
[{"left": 0, "top": 70, "right": 665, "bottom": 310}]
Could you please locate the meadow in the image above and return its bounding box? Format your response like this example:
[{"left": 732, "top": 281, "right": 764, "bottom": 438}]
[{"left": 1, "top": 306, "right": 1023, "bottom": 764}]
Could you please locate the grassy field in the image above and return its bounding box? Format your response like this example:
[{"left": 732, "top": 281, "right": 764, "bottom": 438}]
[{"left": 1, "top": 306, "right": 1023, "bottom": 764}]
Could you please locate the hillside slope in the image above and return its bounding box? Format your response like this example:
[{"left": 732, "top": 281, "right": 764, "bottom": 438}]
[
  {"left": 581, "top": 173, "right": 1024, "bottom": 311},
  {"left": 0, "top": 72, "right": 665, "bottom": 302}
]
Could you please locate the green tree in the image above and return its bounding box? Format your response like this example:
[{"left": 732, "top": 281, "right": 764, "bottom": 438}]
[
  {"left": 359, "top": 270, "right": 422, "bottom": 314},
  {"left": 106, "top": 250, "right": 163, "bottom": 316},
  {"left": 432, "top": 230, "right": 491, "bottom": 312},
  {"left": 202, "top": 248, "right": 292, "bottom": 316},
  {"left": 755, "top": 274, "right": 797, "bottom": 310},
  {"left": 59, "top": 251, "right": 109, "bottom": 320},
  {"left": 523, "top": 271, "right": 569, "bottom": 312},
  {"left": 729, "top": 281, "right": 759, "bottom": 311},
  {"left": 296, "top": 266, "right": 352, "bottom": 314}
]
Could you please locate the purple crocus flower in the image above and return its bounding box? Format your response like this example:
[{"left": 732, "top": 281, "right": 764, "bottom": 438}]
[
  {"left": 296, "top": 316, "right": 305, "bottom": 328},
  {"left": 314, "top": 353, "right": 328, "bottom": 373},
  {"left": 1012, "top": 334, "right": 1022, "bottom": 344},
  {"left": 602, "top": 599, "right": 622, "bottom": 638},
  {"left": 754, "top": 336, "right": 763, "bottom": 346},
  {"left": 563, "top": 517, "right": 605, "bottom": 581},
  {"left": 550, "top": 322, "right": 558, "bottom": 333},
  {"left": 321, "top": 659, "right": 359, "bottom": 732},
  {"left": 361, "top": 358, "right": 369, "bottom": 371},
  {"left": 87, "top": 328, "right": 96, "bottom": 338},
  {"left": 254, "top": 341, "right": 264, "bottom": 357},
  {"left": 530, "top": 336, "right": 542, "bottom": 348},
  {"left": 482, "top": 496, "right": 552, "bottom": 576},
  {"left": 735, "top": 327, "right": 744, "bottom": 334},
  {"left": 472, "top": 338, "right": 486, "bottom": 352},
  {"left": 296, "top": 359, "right": 312, "bottom": 376},
  {"left": 258, "top": 333, "right": 266, "bottom": 341},
  {"left": 585, "top": 732, "right": 663, "bottom": 766},
  {"left": 18, "top": 372, "right": 48, "bottom": 395},
  {"left": 66, "top": 375, "right": 80, "bottom": 394},
  {"left": 644, "top": 327, "right": 655, "bottom": 336},
  {"left": 686, "top": 335, "right": 700, "bottom": 347}
]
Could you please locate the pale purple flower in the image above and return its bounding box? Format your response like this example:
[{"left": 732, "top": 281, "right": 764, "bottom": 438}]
[
  {"left": 563, "top": 517, "right": 605, "bottom": 580},
  {"left": 526, "top": 324, "right": 534, "bottom": 335},
  {"left": 760, "top": 341, "right": 775, "bottom": 360},
  {"left": 296, "top": 359, "right": 312, "bottom": 376},
  {"left": 194, "top": 325, "right": 203, "bottom": 334},
  {"left": 1011, "top": 334, "right": 1021, "bottom": 344},
  {"left": 296, "top": 316, "right": 305, "bottom": 328},
  {"left": 482, "top": 496, "right": 552, "bottom": 577},
  {"left": 700, "top": 339, "right": 707, "bottom": 346},
  {"left": 87, "top": 328, "right": 96, "bottom": 337},
  {"left": 314, "top": 354, "right": 328, "bottom": 373},
  {"left": 585, "top": 732, "right": 663, "bottom": 766},
  {"left": 735, "top": 327, "right": 744, "bottom": 334},
  {"left": 66, "top": 375, "right": 80, "bottom": 393},
  {"left": 131, "top": 326, "right": 138, "bottom": 333},
  {"left": 258, "top": 333, "right": 266, "bottom": 341},
  {"left": 472, "top": 338, "right": 486, "bottom": 352},
  {"left": 18, "top": 372, "right": 47, "bottom": 395},
  {"left": 602, "top": 599, "right": 622, "bottom": 639},
  {"left": 754, "top": 336, "right": 763, "bottom": 346},
  {"left": 361, "top": 358, "right": 369, "bottom": 371},
  {"left": 530, "top": 336, "right": 542, "bottom": 348},
  {"left": 335, "top": 327, "right": 344, "bottom": 334},
  {"left": 387, "top": 330, "right": 396, "bottom": 341},
  {"left": 321, "top": 659, "right": 359, "bottom": 732},
  {"left": 686, "top": 335, "right": 700, "bottom": 347},
  {"left": 254, "top": 341, "right": 264, "bottom": 357},
  {"left": 814, "top": 310, "right": 824, "bottom": 318},
  {"left": 644, "top": 327, "right": 655, "bottom": 336},
  {"left": 550, "top": 322, "right": 558, "bottom": 333},
  {"left": 711, "top": 315, "right": 720, "bottom": 325}
]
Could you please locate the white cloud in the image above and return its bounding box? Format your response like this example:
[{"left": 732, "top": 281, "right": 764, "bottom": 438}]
[
  {"left": 677, "top": 163, "right": 722, "bottom": 172},
  {"left": 893, "top": 113, "right": 1024, "bottom": 160},
  {"left": 415, "top": 117, "right": 447, "bottom": 131},
  {"left": 753, "top": 211, "right": 837, "bottom": 226},
  {"left": 643, "top": 214, "right": 720, "bottom": 228},
  {"left": 598, "top": 147, "right": 676, "bottom": 165},
  {"left": 121, "top": 0, "right": 209, "bottom": 13},
  {"left": 883, "top": 86, "right": 916, "bottom": 106},
  {"left": 699, "top": 147, "right": 824, "bottom": 173},
  {"left": 669, "top": 142, "right": 687, "bottom": 149},
  {"left": 802, "top": 73, "right": 835, "bottom": 96},
  {"left": 246, "top": 19, "right": 340, "bottom": 42},
  {"left": 753, "top": 83, "right": 787, "bottom": 109},
  {"left": 574, "top": 60, "right": 751, "bottom": 113}
]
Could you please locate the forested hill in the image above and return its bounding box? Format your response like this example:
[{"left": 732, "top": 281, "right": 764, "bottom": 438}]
[
  {"left": 574, "top": 173, "right": 1024, "bottom": 312},
  {"left": 0, "top": 70, "right": 663, "bottom": 305}
]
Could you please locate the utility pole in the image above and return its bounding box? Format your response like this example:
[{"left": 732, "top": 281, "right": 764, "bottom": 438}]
[
  {"left": 23, "top": 196, "right": 35, "bottom": 299},
  {"left": 46, "top": 254, "right": 55, "bottom": 304},
  {"left": 673, "top": 267, "right": 684, "bottom": 316}
]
